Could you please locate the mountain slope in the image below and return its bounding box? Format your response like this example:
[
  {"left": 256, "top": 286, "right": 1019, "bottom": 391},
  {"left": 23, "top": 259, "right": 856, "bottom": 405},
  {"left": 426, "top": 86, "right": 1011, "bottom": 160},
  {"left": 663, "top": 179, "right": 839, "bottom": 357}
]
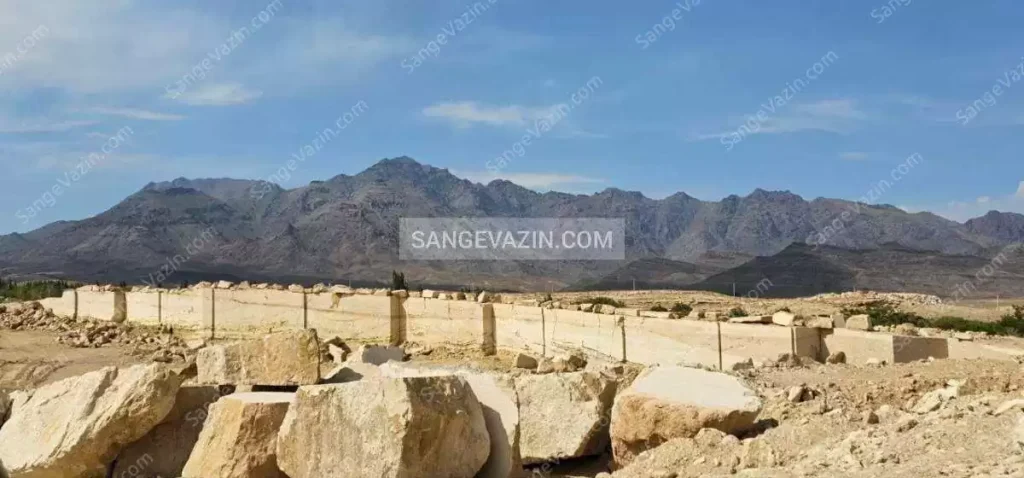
[
  {"left": 690, "top": 243, "right": 1024, "bottom": 298},
  {"left": 1, "top": 156, "right": 1020, "bottom": 292}
]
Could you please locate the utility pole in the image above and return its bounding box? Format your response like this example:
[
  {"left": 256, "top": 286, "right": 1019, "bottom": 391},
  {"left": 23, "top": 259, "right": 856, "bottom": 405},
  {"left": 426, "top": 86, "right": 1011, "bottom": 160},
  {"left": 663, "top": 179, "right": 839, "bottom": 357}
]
[{"left": 732, "top": 282, "right": 736, "bottom": 297}]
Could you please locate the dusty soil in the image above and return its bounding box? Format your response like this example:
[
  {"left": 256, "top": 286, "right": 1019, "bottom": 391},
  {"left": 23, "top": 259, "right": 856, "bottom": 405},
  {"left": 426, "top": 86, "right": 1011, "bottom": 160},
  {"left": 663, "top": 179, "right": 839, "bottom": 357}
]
[
  {"left": 4, "top": 300, "right": 1024, "bottom": 478},
  {"left": 604, "top": 358, "right": 1024, "bottom": 478},
  {"left": 0, "top": 329, "right": 145, "bottom": 391}
]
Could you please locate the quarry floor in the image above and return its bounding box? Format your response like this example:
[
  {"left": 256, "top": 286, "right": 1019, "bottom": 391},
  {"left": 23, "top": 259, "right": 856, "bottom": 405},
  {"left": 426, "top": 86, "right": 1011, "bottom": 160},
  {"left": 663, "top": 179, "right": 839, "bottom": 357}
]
[{"left": 2, "top": 329, "right": 1023, "bottom": 477}]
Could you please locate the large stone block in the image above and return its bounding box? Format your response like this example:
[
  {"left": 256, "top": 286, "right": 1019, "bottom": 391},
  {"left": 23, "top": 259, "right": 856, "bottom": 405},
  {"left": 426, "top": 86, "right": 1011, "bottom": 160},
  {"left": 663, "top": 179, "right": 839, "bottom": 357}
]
[
  {"left": 460, "top": 373, "right": 522, "bottom": 478},
  {"left": 515, "top": 372, "right": 616, "bottom": 465},
  {"left": 196, "top": 330, "right": 320, "bottom": 386},
  {"left": 373, "top": 364, "right": 522, "bottom": 477},
  {"left": 771, "top": 311, "right": 797, "bottom": 326},
  {"left": 112, "top": 385, "right": 223, "bottom": 478},
  {"left": 846, "top": 314, "right": 872, "bottom": 331},
  {"left": 182, "top": 392, "right": 293, "bottom": 478},
  {"left": 0, "top": 364, "right": 181, "bottom": 478},
  {"left": 610, "top": 365, "right": 762, "bottom": 466},
  {"left": 276, "top": 376, "right": 490, "bottom": 478},
  {"left": 354, "top": 344, "right": 406, "bottom": 365}
]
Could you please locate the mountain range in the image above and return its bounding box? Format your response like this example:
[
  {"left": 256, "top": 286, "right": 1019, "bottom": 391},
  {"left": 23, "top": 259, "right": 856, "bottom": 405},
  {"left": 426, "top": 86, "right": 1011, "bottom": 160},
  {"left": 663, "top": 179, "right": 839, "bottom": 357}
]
[{"left": 2, "top": 157, "right": 1023, "bottom": 295}]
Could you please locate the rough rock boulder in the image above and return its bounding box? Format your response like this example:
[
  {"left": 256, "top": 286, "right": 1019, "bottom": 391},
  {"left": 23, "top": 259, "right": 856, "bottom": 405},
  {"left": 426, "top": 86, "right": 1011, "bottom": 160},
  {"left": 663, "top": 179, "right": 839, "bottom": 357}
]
[
  {"left": 0, "top": 390, "right": 9, "bottom": 427},
  {"left": 276, "top": 376, "right": 490, "bottom": 478},
  {"left": 112, "top": 385, "right": 223, "bottom": 478},
  {"left": 0, "top": 364, "right": 181, "bottom": 478},
  {"left": 196, "top": 330, "right": 320, "bottom": 386},
  {"left": 181, "top": 392, "right": 293, "bottom": 478},
  {"left": 515, "top": 371, "right": 616, "bottom": 465},
  {"left": 610, "top": 365, "right": 763, "bottom": 466},
  {"left": 460, "top": 373, "right": 522, "bottom": 478}
]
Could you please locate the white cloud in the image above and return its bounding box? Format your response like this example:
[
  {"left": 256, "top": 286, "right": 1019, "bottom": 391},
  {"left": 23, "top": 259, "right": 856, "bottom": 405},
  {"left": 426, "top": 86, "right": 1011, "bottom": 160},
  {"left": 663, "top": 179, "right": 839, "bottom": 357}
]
[
  {"left": 689, "top": 98, "right": 870, "bottom": 141},
  {"left": 172, "top": 83, "right": 264, "bottom": 106},
  {"left": 794, "top": 99, "right": 867, "bottom": 120},
  {"left": 0, "top": 120, "right": 96, "bottom": 134},
  {"left": 423, "top": 101, "right": 559, "bottom": 128},
  {"left": 0, "top": 2, "right": 410, "bottom": 98},
  {"left": 422, "top": 100, "right": 604, "bottom": 138},
  {"left": 88, "top": 107, "right": 185, "bottom": 121},
  {"left": 454, "top": 170, "right": 604, "bottom": 189},
  {"left": 839, "top": 152, "right": 871, "bottom": 161},
  {"left": 915, "top": 181, "right": 1024, "bottom": 221}
]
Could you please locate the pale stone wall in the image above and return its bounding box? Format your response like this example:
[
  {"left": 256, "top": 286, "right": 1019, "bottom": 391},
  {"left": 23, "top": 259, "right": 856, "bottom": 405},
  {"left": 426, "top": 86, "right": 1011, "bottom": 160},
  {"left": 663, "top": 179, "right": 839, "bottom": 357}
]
[
  {"left": 545, "top": 308, "right": 622, "bottom": 360},
  {"left": 893, "top": 335, "right": 948, "bottom": 362},
  {"left": 822, "top": 329, "right": 896, "bottom": 363},
  {"left": 306, "top": 293, "right": 392, "bottom": 341},
  {"left": 38, "top": 290, "right": 76, "bottom": 317},
  {"left": 210, "top": 289, "right": 304, "bottom": 339},
  {"left": 948, "top": 340, "right": 1024, "bottom": 361},
  {"left": 405, "top": 299, "right": 487, "bottom": 346},
  {"left": 41, "top": 287, "right": 1003, "bottom": 367},
  {"left": 126, "top": 291, "right": 161, "bottom": 325},
  {"left": 160, "top": 290, "right": 204, "bottom": 330},
  {"left": 77, "top": 290, "right": 118, "bottom": 321}
]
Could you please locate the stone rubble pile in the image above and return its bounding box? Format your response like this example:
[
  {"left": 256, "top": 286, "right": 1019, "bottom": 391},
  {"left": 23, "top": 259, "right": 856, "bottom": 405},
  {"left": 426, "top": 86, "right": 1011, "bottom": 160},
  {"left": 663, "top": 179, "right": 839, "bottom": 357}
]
[
  {"left": 809, "top": 290, "right": 943, "bottom": 306},
  {"left": 0, "top": 301, "right": 191, "bottom": 362}
]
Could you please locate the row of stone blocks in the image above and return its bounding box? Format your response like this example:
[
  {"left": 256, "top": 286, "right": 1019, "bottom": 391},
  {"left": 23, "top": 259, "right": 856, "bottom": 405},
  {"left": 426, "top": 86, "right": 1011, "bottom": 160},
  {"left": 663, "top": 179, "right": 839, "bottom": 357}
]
[{"left": 0, "top": 329, "right": 773, "bottom": 477}]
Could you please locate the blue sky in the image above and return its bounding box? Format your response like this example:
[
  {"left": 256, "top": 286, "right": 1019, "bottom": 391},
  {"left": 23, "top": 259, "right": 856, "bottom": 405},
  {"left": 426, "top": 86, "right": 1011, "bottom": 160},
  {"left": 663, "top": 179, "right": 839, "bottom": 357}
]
[{"left": 1, "top": 0, "right": 1023, "bottom": 234}]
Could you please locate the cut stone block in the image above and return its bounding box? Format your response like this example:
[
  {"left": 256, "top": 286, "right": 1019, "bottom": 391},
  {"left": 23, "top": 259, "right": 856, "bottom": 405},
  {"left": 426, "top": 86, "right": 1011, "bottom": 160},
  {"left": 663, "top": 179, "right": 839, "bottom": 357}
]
[
  {"left": 181, "top": 392, "right": 293, "bottom": 478},
  {"left": 276, "top": 376, "right": 490, "bottom": 478},
  {"left": 610, "top": 365, "right": 763, "bottom": 466},
  {"left": 515, "top": 372, "right": 616, "bottom": 465},
  {"left": 196, "top": 330, "right": 320, "bottom": 386}
]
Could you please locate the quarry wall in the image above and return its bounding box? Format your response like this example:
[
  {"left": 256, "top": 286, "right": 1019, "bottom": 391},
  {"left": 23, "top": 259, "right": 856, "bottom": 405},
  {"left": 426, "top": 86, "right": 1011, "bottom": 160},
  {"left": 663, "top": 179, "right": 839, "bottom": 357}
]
[{"left": 36, "top": 286, "right": 1018, "bottom": 368}]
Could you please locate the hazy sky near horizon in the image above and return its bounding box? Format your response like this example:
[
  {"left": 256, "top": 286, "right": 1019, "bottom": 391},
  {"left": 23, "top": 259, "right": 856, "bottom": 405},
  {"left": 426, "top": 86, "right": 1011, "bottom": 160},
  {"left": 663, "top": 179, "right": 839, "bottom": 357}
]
[{"left": 1, "top": 0, "right": 1023, "bottom": 234}]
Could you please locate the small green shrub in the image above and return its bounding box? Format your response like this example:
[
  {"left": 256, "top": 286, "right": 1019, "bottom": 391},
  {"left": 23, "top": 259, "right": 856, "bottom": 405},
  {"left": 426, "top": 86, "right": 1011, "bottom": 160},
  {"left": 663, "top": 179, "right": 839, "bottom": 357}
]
[
  {"left": 840, "top": 301, "right": 927, "bottom": 327},
  {"left": 841, "top": 301, "right": 1024, "bottom": 337},
  {"left": 649, "top": 304, "right": 668, "bottom": 312},
  {"left": 0, "top": 279, "right": 74, "bottom": 301},
  {"left": 391, "top": 270, "right": 407, "bottom": 290},
  {"left": 669, "top": 302, "right": 692, "bottom": 316},
  {"left": 727, "top": 306, "right": 748, "bottom": 318}
]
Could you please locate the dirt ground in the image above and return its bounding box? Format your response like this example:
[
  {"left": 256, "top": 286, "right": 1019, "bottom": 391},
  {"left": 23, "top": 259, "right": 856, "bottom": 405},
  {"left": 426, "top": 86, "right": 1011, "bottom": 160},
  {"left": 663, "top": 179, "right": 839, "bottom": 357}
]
[
  {"left": 4, "top": 320, "right": 1024, "bottom": 478},
  {"left": 505, "top": 289, "right": 1024, "bottom": 323},
  {"left": 0, "top": 329, "right": 145, "bottom": 391}
]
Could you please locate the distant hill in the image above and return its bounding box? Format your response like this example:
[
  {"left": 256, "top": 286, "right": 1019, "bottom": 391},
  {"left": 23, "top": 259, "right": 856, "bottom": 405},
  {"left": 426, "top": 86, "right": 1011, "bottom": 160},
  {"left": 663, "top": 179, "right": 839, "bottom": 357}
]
[
  {"left": 2, "top": 157, "right": 1023, "bottom": 293},
  {"left": 690, "top": 243, "right": 1024, "bottom": 298}
]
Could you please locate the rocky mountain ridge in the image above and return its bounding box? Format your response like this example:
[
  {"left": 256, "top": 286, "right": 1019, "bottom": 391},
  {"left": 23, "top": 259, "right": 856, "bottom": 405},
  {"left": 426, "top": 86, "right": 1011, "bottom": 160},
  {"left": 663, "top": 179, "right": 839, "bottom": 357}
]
[{"left": 1, "top": 157, "right": 1022, "bottom": 293}]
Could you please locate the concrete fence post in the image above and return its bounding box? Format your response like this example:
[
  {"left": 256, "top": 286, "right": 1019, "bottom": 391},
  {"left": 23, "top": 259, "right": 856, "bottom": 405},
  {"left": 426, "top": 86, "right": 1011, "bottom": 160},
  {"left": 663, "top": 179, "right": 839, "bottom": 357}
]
[
  {"left": 541, "top": 308, "right": 547, "bottom": 357},
  {"left": 717, "top": 321, "right": 723, "bottom": 371},
  {"left": 210, "top": 288, "right": 216, "bottom": 341},
  {"left": 157, "top": 290, "right": 162, "bottom": 325},
  {"left": 481, "top": 303, "right": 496, "bottom": 356},
  {"left": 389, "top": 295, "right": 407, "bottom": 346},
  {"left": 112, "top": 289, "right": 127, "bottom": 324},
  {"left": 790, "top": 328, "right": 796, "bottom": 357},
  {"left": 302, "top": 291, "right": 308, "bottom": 329},
  {"left": 619, "top": 317, "right": 627, "bottom": 363},
  {"left": 72, "top": 289, "right": 78, "bottom": 320}
]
